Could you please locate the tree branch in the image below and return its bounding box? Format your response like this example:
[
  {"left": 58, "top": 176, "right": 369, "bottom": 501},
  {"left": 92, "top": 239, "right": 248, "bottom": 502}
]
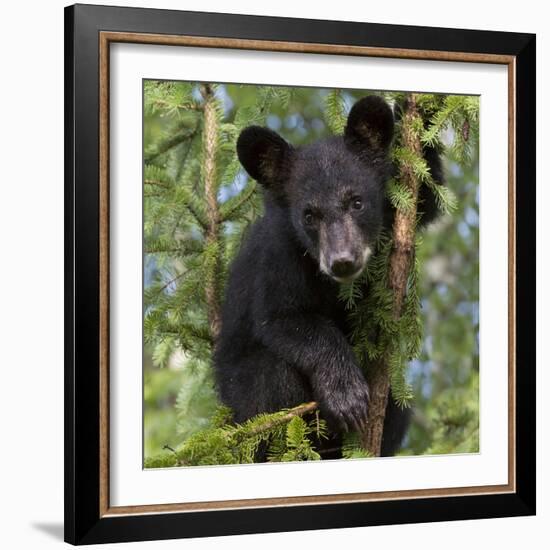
[
  {"left": 220, "top": 181, "right": 257, "bottom": 221},
  {"left": 151, "top": 98, "right": 203, "bottom": 112},
  {"left": 145, "top": 126, "right": 197, "bottom": 163},
  {"left": 144, "top": 401, "right": 319, "bottom": 468},
  {"left": 246, "top": 402, "right": 319, "bottom": 437},
  {"left": 144, "top": 179, "right": 170, "bottom": 188},
  {"left": 361, "top": 93, "right": 423, "bottom": 456}
]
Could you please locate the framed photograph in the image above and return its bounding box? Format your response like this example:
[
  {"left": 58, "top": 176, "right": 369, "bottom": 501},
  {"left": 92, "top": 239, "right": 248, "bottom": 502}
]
[{"left": 64, "top": 3, "right": 536, "bottom": 545}]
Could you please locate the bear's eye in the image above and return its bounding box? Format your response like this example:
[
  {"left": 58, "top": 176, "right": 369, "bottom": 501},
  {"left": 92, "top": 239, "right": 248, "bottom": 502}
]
[
  {"left": 351, "top": 197, "right": 363, "bottom": 210},
  {"left": 303, "top": 210, "right": 314, "bottom": 225}
]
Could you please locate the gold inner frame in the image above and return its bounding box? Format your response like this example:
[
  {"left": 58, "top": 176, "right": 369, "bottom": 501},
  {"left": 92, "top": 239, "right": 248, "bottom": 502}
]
[{"left": 98, "top": 31, "right": 516, "bottom": 517}]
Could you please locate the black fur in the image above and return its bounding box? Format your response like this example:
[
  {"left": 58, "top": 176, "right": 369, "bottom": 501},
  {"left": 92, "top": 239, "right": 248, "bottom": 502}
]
[{"left": 214, "top": 95, "right": 443, "bottom": 459}]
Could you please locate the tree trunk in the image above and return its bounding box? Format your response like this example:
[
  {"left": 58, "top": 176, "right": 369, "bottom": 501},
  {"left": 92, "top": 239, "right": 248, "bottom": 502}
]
[
  {"left": 200, "top": 84, "right": 222, "bottom": 341},
  {"left": 361, "top": 93, "right": 423, "bottom": 456}
]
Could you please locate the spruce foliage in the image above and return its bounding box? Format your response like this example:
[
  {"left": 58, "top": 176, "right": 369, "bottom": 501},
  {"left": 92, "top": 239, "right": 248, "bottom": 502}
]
[
  {"left": 144, "top": 83, "right": 479, "bottom": 466},
  {"left": 144, "top": 403, "right": 326, "bottom": 467}
]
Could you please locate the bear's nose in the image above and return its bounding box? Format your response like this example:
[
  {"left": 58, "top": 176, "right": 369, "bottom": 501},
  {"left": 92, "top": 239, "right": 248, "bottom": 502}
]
[{"left": 330, "top": 256, "right": 357, "bottom": 279}]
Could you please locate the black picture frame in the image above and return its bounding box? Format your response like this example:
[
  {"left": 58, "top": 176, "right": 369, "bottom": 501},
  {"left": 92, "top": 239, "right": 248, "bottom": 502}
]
[{"left": 65, "top": 3, "right": 536, "bottom": 545}]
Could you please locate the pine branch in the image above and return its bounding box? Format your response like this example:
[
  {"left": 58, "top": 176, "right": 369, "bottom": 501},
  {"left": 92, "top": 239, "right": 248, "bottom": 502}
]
[
  {"left": 220, "top": 180, "right": 257, "bottom": 221},
  {"left": 324, "top": 89, "right": 347, "bottom": 135},
  {"left": 144, "top": 401, "right": 319, "bottom": 468},
  {"left": 361, "top": 93, "right": 423, "bottom": 456},
  {"left": 145, "top": 125, "right": 198, "bottom": 163},
  {"left": 246, "top": 402, "right": 318, "bottom": 436},
  {"left": 154, "top": 271, "right": 187, "bottom": 296},
  {"left": 144, "top": 179, "right": 171, "bottom": 189},
  {"left": 175, "top": 186, "right": 209, "bottom": 230},
  {"left": 150, "top": 98, "right": 203, "bottom": 112}
]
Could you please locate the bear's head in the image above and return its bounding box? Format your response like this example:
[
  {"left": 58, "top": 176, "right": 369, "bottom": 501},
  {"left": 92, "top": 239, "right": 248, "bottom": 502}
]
[{"left": 236, "top": 95, "right": 394, "bottom": 283}]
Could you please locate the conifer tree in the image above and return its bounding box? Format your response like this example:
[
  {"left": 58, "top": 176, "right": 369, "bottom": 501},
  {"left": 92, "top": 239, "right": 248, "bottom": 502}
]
[{"left": 144, "top": 82, "right": 479, "bottom": 466}]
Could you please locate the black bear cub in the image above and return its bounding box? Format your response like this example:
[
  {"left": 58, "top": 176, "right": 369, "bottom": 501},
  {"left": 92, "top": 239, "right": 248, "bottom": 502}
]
[{"left": 214, "top": 95, "right": 442, "bottom": 459}]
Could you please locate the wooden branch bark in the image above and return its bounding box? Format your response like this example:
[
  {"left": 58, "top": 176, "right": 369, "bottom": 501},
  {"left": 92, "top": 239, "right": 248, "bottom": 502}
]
[
  {"left": 245, "top": 402, "right": 319, "bottom": 437},
  {"left": 200, "top": 84, "right": 222, "bottom": 341},
  {"left": 361, "top": 93, "right": 423, "bottom": 456}
]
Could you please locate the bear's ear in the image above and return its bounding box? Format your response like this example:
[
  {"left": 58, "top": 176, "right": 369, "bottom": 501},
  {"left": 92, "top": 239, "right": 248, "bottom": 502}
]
[
  {"left": 344, "top": 95, "right": 394, "bottom": 157},
  {"left": 236, "top": 126, "right": 292, "bottom": 187}
]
